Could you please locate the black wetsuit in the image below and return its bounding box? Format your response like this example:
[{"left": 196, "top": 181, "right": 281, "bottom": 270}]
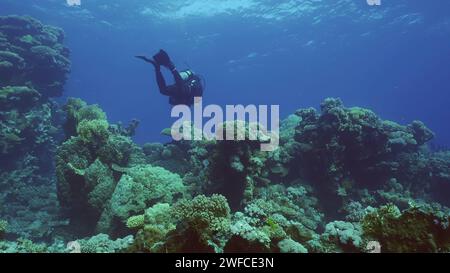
[
  {"left": 154, "top": 66, "right": 195, "bottom": 106},
  {"left": 136, "top": 52, "right": 202, "bottom": 106}
]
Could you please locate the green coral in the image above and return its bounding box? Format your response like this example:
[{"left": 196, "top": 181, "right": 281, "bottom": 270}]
[
  {"left": 63, "top": 98, "right": 107, "bottom": 137},
  {"left": 204, "top": 123, "right": 270, "bottom": 209},
  {"left": 348, "top": 107, "right": 376, "bottom": 122},
  {"left": 0, "top": 15, "right": 72, "bottom": 244},
  {"left": 76, "top": 119, "right": 110, "bottom": 145},
  {"left": 226, "top": 184, "right": 322, "bottom": 252},
  {"left": 98, "top": 135, "right": 143, "bottom": 166},
  {"left": 0, "top": 15, "right": 71, "bottom": 97},
  {"left": 0, "top": 220, "right": 7, "bottom": 238},
  {"left": 0, "top": 50, "right": 24, "bottom": 65},
  {"left": 56, "top": 136, "right": 93, "bottom": 206},
  {"left": 173, "top": 194, "right": 231, "bottom": 238},
  {"left": 77, "top": 234, "right": 133, "bottom": 253},
  {"left": 126, "top": 214, "right": 145, "bottom": 229},
  {"left": 131, "top": 195, "right": 232, "bottom": 253},
  {"left": 408, "top": 120, "right": 435, "bottom": 146},
  {"left": 19, "top": 34, "right": 36, "bottom": 45},
  {"left": 110, "top": 164, "right": 186, "bottom": 222},
  {"left": 163, "top": 194, "right": 231, "bottom": 253},
  {"left": 66, "top": 100, "right": 111, "bottom": 147},
  {"left": 277, "top": 238, "right": 308, "bottom": 253},
  {"left": 55, "top": 98, "right": 145, "bottom": 234},
  {"left": 0, "top": 238, "right": 47, "bottom": 253},
  {"left": 30, "top": 45, "right": 70, "bottom": 71},
  {"left": 362, "top": 204, "right": 450, "bottom": 253},
  {"left": 131, "top": 203, "right": 176, "bottom": 252},
  {"left": 84, "top": 159, "right": 116, "bottom": 212},
  {"left": 322, "top": 221, "right": 363, "bottom": 251},
  {"left": 0, "top": 86, "right": 40, "bottom": 110}
]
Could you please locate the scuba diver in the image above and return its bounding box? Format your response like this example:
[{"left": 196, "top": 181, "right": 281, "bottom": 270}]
[{"left": 136, "top": 50, "right": 203, "bottom": 106}]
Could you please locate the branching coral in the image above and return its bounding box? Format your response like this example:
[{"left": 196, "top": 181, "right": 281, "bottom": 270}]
[
  {"left": 0, "top": 238, "right": 47, "bottom": 253},
  {"left": 77, "top": 234, "right": 133, "bottom": 253},
  {"left": 322, "top": 221, "right": 363, "bottom": 251},
  {"left": 130, "top": 195, "right": 230, "bottom": 253},
  {"left": 172, "top": 194, "right": 231, "bottom": 240},
  {"left": 225, "top": 184, "right": 323, "bottom": 253},
  {"left": 277, "top": 238, "right": 308, "bottom": 253},
  {"left": 131, "top": 203, "right": 176, "bottom": 252}
]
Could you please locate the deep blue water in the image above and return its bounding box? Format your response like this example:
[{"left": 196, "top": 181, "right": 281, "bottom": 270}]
[{"left": 1, "top": 0, "right": 450, "bottom": 146}]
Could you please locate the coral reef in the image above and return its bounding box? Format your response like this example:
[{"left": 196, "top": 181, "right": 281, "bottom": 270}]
[
  {"left": 225, "top": 184, "right": 322, "bottom": 253},
  {"left": 50, "top": 97, "right": 445, "bottom": 253},
  {"left": 110, "top": 164, "right": 185, "bottom": 222},
  {"left": 130, "top": 194, "right": 230, "bottom": 253},
  {"left": 55, "top": 98, "right": 147, "bottom": 235},
  {"left": 3, "top": 95, "right": 450, "bottom": 253},
  {"left": 0, "top": 220, "right": 7, "bottom": 239},
  {"left": 75, "top": 234, "right": 134, "bottom": 253},
  {"left": 1, "top": 15, "right": 450, "bottom": 254},
  {"left": 320, "top": 221, "right": 363, "bottom": 252},
  {"left": 144, "top": 121, "right": 271, "bottom": 211},
  {"left": 130, "top": 203, "right": 175, "bottom": 252},
  {"left": 0, "top": 233, "right": 133, "bottom": 253},
  {"left": 167, "top": 194, "right": 231, "bottom": 252},
  {"left": 362, "top": 204, "right": 450, "bottom": 252},
  {"left": 0, "top": 238, "right": 48, "bottom": 253},
  {"left": 281, "top": 98, "right": 447, "bottom": 217},
  {"left": 0, "top": 16, "right": 70, "bottom": 240},
  {"left": 1, "top": 93, "right": 449, "bottom": 253},
  {"left": 0, "top": 15, "right": 70, "bottom": 98}
]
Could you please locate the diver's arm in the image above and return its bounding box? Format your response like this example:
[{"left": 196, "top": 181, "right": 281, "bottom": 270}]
[
  {"left": 135, "top": 55, "right": 172, "bottom": 96},
  {"left": 169, "top": 65, "right": 184, "bottom": 89},
  {"left": 155, "top": 67, "right": 172, "bottom": 96}
]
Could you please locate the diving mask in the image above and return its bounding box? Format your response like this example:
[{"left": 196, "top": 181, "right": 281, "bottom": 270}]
[{"left": 179, "top": 70, "right": 194, "bottom": 81}]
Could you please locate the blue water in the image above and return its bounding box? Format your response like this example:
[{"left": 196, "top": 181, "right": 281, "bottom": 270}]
[{"left": 2, "top": 0, "right": 450, "bottom": 146}]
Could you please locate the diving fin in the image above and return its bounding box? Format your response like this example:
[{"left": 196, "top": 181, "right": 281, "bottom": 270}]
[{"left": 153, "top": 49, "right": 173, "bottom": 68}]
